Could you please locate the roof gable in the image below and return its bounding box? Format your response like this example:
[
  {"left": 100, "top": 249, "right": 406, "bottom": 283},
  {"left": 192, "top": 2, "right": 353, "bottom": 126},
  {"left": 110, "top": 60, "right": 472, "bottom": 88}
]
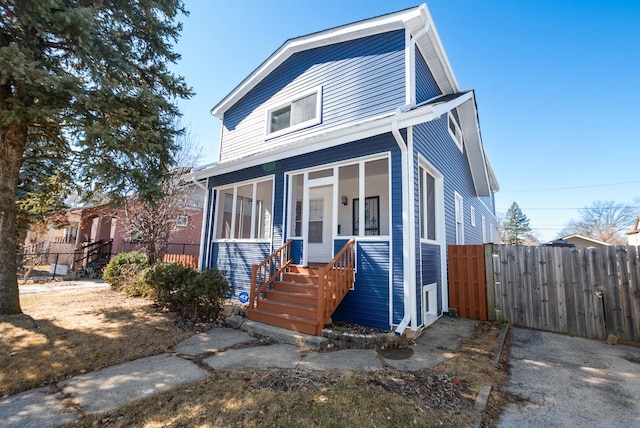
[{"left": 211, "top": 4, "right": 458, "bottom": 118}]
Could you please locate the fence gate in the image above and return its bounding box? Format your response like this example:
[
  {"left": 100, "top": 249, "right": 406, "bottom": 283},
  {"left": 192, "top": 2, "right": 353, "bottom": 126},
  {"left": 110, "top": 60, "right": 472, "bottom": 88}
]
[{"left": 448, "top": 245, "right": 488, "bottom": 320}]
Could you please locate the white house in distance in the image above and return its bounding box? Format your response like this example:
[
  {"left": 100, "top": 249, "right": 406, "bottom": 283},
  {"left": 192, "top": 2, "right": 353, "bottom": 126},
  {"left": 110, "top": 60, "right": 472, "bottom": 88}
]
[
  {"left": 627, "top": 217, "right": 640, "bottom": 247},
  {"left": 186, "top": 4, "right": 499, "bottom": 336}
]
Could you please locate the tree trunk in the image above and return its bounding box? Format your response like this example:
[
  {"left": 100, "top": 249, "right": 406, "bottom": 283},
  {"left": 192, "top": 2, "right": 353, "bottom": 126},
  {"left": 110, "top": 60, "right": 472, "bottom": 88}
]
[{"left": 0, "top": 125, "right": 27, "bottom": 314}]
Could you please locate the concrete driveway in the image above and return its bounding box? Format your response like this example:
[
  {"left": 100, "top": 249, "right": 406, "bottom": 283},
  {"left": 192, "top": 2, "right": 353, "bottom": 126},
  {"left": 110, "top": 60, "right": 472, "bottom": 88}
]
[{"left": 499, "top": 328, "right": 640, "bottom": 427}]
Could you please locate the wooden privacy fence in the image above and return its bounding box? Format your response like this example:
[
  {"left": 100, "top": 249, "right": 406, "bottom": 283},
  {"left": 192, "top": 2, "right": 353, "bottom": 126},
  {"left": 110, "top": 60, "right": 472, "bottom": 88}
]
[
  {"left": 162, "top": 253, "right": 198, "bottom": 269},
  {"left": 448, "top": 244, "right": 640, "bottom": 342},
  {"left": 448, "top": 245, "right": 489, "bottom": 320}
]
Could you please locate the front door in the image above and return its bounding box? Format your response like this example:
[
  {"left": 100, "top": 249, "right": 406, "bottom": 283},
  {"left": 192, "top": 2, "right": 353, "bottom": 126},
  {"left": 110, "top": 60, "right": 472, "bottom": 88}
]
[{"left": 307, "top": 185, "right": 333, "bottom": 263}]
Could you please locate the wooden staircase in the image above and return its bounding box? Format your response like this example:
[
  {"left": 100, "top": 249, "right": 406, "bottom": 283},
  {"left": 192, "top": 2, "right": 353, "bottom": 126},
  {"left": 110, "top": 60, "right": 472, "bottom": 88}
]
[
  {"left": 248, "top": 266, "right": 321, "bottom": 335},
  {"left": 247, "top": 240, "right": 355, "bottom": 336}
]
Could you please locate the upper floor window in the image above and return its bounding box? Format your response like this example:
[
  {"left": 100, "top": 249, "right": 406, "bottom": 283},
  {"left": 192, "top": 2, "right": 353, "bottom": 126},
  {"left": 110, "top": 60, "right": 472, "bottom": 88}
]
[
  {"left": 267, "top": 87, "right": 322, "bottom": 136},
  {"left": 448, "top": 111, "right": 464, "bottom": 152}
]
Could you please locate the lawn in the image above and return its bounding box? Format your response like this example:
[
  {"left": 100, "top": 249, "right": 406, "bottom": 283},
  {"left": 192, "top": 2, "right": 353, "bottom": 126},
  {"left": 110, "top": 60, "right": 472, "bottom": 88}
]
[
  {"left": 0, "top": 287, "right": 195, "bottom": 397},
  {"left": 1, "top": 286, "right": 510, "bottom": 427}
]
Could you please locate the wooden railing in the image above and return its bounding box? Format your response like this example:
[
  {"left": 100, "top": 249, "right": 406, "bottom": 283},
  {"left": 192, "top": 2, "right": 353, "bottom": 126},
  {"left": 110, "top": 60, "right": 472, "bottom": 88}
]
[
  {"left": 316, "top": 239, "right": 356, "bottom": 335},
  {"left": 250, "top": 240, "right": 293, "bottom": 310},
  {"left": 73, "top": 239, "right": 113, "bottom": 270}
]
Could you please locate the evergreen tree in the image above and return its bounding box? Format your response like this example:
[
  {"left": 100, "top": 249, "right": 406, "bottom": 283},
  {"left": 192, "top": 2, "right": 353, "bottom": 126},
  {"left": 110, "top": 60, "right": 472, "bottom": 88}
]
[
  {"left": 503, "top": 202, "right": 532, "bottom": 246},
  {"left": 0, "top": 0, "right": 192, "bottom": 314}
]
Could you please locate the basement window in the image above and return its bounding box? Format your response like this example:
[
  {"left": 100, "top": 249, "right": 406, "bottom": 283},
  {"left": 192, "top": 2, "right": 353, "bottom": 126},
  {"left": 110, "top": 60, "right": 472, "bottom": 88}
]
[{"left": 267, "top": 87, "right": 322, "bottom": 136}]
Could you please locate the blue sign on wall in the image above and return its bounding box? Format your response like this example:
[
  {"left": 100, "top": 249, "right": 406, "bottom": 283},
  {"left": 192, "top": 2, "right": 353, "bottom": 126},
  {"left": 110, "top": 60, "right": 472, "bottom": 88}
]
[{"left": 238, "top": 291, "right": 249, "bottom": 304}]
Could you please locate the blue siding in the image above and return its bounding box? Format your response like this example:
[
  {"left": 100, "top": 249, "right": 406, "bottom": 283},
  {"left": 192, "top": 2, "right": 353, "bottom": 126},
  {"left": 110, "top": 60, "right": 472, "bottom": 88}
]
[
  {"left": 221, "top": 30, "right": 406, "bottom": 162},
  {"left": 290, "top": 240, "right": 303, "bottom": 265},
  {"left": 420, "top": 244, "right": 442, "bottom": 321},
  {"left": 415, "top": 49, "right": 442, "bottom": 103},
  {"left": 206, "top": 132, "right": 403, "bottom": 309},
  {"left": 332, "top": 241, "right": 390, "bottom": 330},
  {"left": 211, "top": 242, "right": 271, "bottom": 298},
  {"left": 413, "top": 117, "right": 496, "bottom": 247}
]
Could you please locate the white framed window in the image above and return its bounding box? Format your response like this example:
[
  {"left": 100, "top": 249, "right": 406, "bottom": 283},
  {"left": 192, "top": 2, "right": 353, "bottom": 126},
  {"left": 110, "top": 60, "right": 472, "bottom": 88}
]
[
  {"left": 419, "top": 166, "right": 437, "bottom": 241},
  {"left": 447, "top": 111, "right": 464, "bottom": 152},
  {"left": 422, "top": 283, "right": 438, "bottom": 326},
  {"left": 454, "top": 192, "right": 464, "bottom": 244},
  {"left": 266, "top": 87, "right": 322, "bottom": 137},
  {"left": 489, "top": 223, "right": 493, "bottom": 243},
  {"left": 214, "top": 177, "right": 274, "bottom": 241},
  {"left": 482, "top": 216, "right": 487, "bottom": 243},
  {"left": 470, "top": 206, "right": 476, "bottom": 227},
  {"left": 176, "top": 215, "right": 188, "bottom": 227}
]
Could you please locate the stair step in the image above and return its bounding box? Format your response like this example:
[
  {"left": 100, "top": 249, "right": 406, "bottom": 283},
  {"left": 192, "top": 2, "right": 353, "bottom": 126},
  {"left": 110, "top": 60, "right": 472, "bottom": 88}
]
[
  {"left": 273, "top": 281, "right": 318, "bottom": 295},
  {"left": 248, "top": 308, "right": 319, "bottom": 335},
  {"left": 266, "top": 289, "right": 317, "bottom": 305},
  {"left": 289, "top": 266, "right": 321, "bottom": 275},
  {"left": 282, "top": 273, "right": 320, "bottom": 285},
  {"left": 256, "top": 299, "right": 317, "bottom": 319}
]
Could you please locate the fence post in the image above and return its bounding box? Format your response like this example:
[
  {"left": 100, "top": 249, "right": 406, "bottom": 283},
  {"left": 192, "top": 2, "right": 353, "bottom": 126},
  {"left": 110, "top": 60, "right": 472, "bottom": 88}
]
[
  {"left": 52, "top": 253, "right": 59, "bottom": 280},
  {"left": 484, "top": 244, "right": 496, "bottom": 321}
]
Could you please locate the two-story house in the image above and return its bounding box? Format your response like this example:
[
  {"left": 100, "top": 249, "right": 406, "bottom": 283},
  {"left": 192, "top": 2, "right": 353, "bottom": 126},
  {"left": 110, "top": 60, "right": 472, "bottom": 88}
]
[{"left": 187, "top": 4, "right": 499, "bottom": 336}]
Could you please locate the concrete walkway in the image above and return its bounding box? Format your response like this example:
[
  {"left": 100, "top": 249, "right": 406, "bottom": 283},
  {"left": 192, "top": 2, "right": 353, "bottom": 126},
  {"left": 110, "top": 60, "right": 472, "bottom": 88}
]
[
  {"left": 18, "top": 279, "right": 110, "bottom": 295},
  {"left": 0, "top": 317, "right": 478, "bottom": 428},
  {"left": 498, "top": 328, "right": 640, "bottom": 428}
]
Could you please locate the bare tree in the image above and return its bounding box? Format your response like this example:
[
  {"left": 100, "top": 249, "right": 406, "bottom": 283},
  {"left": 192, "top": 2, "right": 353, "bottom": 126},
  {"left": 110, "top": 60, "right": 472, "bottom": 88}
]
[
  {"left": 119, "top": 124, "right": 202, "bottom": 264},
  {"left": 560, "top": 200, "right": 636, "bottom": 245}
]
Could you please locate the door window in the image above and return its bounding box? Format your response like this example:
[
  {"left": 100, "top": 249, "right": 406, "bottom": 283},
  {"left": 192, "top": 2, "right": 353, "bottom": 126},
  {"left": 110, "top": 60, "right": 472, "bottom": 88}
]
[{"left": 308, "top": 198, "right": 323, "bottom": 243}]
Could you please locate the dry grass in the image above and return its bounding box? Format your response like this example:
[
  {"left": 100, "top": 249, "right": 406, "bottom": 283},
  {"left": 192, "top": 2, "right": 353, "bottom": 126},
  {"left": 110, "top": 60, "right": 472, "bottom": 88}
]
[
  {"left": 65, "top": 322, "right": 510, "bottom": 428},
  {"left": 0, "top": 288, "right": 193, "bottom": 397},
  {"left": 1, "top": 286, "right": 511, "bottom": 426}
]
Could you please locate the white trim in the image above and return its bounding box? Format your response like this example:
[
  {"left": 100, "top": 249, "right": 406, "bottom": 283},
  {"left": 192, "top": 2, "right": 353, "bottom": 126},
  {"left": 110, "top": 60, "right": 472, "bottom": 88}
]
[
  {"left": 387, "top": 155, "right": 394, "bottom": 328},
  {"left": 407, "top": 127, "right": 418, "bottom": 330},
  {"left": 417, "top": 155, "right": 447, "bottom": 314},
  {"left": 470, "top": 206, "right": 476, "bottom": 227},
  {"left": 265, "top": 86, "right": 322, "bottom": 138}
]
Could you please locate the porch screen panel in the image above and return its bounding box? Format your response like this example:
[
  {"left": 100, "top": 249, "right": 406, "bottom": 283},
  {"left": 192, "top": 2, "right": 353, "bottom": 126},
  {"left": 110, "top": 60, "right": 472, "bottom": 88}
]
[
  {"left": 235, "top": 184, "right": 253, "bottom": 239},
  {"left": 255, "top": 179, "right": 273, "bottom": 239},
  {"left": 216, "top": 189, "right": 234, "bottom": 239},
  {"left": 338, "top": 164, "right": 358, "bottom": 236},
  {"left": 364, "top": 158, "right": 388, "bottom": 236}
]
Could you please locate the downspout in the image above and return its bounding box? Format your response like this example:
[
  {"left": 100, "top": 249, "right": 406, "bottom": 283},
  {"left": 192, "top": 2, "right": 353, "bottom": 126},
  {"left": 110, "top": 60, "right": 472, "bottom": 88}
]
[
  {"left": 191, "top": 176, "right": 209, "bottom": 271},
  {"left": 393, "top": 21, "right": 430, "bottom": 336},
  {"left": 391, "top": 118, "right": 412, "bottom": 335}
]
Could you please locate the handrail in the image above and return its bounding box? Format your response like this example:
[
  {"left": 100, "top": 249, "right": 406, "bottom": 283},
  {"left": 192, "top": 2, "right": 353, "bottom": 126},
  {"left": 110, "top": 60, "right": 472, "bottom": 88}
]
[
  {"left": 250, "top": 240, "right": 293, "bottom": 310},
  {"left": 316, "top": 239, "right": 356, "bottom": 335},
  {"left": 73, "top": 239, "right": 113, "bottom": 269}
]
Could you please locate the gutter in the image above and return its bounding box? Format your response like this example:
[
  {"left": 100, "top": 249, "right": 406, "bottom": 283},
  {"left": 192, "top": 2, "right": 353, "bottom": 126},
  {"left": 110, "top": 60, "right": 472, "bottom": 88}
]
[{"left": 392, "top": 21, "right": 430, "bottom": 336}]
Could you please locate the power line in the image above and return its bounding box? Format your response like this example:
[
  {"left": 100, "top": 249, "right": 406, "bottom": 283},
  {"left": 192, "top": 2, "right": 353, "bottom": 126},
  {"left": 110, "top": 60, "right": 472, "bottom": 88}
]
[
  {"left": 497, "top": 206, "right": 640, "bottom": 211},
  {"left": 499, "top": 180, "right": 640, "bottom": 193}
]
